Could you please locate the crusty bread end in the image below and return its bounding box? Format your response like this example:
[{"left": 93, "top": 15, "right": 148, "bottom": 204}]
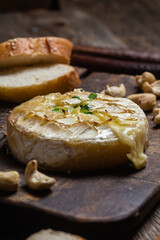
[{"left": 0, "top": 37, "right": 73, "bottom": 68}]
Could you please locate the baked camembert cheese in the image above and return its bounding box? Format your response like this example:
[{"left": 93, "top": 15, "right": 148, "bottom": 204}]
[{"left": 7, "top": 89, "right": 148, "bottom": 171}]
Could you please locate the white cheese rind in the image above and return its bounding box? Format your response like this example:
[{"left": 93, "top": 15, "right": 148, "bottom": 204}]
[{"left": 7, "top": 89, "right": 148, "bottom": 171}]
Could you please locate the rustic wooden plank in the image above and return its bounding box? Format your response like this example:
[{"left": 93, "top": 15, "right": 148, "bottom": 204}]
[
  {"left": 130, "top": 204, "right": 160, "bottom": 240},
  {"left": 0, "top": 72, "right": 160, "bottom": 240},
  {"left": 0, "top": 1, "right": 160, "bottom": 239},
  {"left": 74, "top": 67, "right": 88, "bottom": 77},
  {"left": 0, "top": 7, "right": 126, "bottom": 48},
  {"left": 1, "top": 0, "right": 160, "bottom": 52},
  {"left": 61, "top": 0, "right": 160, "bottom": 51},
  {"left": 80, "top": 72, "right": 137, "bottom": 95},
  {"left": 62, "top": 0, "right": 160, "bottom": 52},
  {"left": 0, "top": 0, "right": 51, "bottom": 11}
]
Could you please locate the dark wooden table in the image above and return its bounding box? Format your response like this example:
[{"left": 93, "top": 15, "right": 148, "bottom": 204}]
[{"left": 1, "top": 0, "right": 160, "bottom": 239}]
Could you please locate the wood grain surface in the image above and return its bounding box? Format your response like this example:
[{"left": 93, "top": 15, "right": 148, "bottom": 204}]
[
  {"left": 0, "top": 0, "right": 160, "bottom": 52},
  {"left": 1, "top": 0, "right": 160, "bottom": 239},
  {"left": 0, "top": 73, "right": 160, "bottom": 240}
]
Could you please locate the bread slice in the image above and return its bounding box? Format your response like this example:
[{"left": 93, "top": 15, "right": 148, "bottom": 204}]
[
  {"left": 0, "top": 64, "right": 81, "bottom": 102},
  {"left": 7, "top": 89, "right": 148, "bottom": 171},
  {"left": 0, "top": 37, "right": 73, "bottom": 68},
  {"left": 26, "top": 229, "right": 86, "bottom": 240}
]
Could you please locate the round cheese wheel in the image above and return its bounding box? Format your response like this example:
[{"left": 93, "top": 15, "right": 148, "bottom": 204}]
[{"left": 7, "top": 89, "right": 148, "bottom": 171}]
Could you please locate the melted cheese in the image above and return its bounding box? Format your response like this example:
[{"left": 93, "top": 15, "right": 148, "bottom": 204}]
[{"left": 11, "top": 89, "right": 148, "bottom": 169}]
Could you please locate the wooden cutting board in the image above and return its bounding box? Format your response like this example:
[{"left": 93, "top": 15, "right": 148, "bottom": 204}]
[{"left": 0, "top": 72, "right": 160, "bottom": 240}]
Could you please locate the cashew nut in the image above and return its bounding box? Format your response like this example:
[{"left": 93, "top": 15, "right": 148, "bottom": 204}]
[
  {"left": 136, "top": 72, "right": 156, "bottom": 88},
  {"left": 102, "top": 83, "right": 126, "bottom": 97},
  {"left": 142, "top": 82, "right": 152, "bottom": 93},
  {"left": 100, "top": 90, "right": 105, "bottom": 95},
  {"left": 0, "top": 171, "right": 20, "bottom": 191},
  {"left": 127, "top": 93, "right": 156, "bottom": 111},
  {"left": 25, "top": 160, "right": 56, "bottom": 190},
  {"left": 153, "top": 103, "right": 160, "bottom": 124},
  {"left": 142, "top": 80, "right": 160, "bottom": 97}
]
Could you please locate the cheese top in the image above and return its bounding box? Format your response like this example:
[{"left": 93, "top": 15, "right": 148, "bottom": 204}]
[{"left": 11, "top": 89, "right": 148, "bottom": 169}]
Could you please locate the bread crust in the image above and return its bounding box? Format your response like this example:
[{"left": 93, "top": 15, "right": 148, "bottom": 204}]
[
  {"left": 0, "top": 65, "right": 81, "bottom": 102},
  {"left": 0, "top": 37, "right": 73, "bottom": 68},
  {"left": 26, "top": 229, "right": 86, "bottom": 240},
  {"left": 7, "top": 90, "right": 148, "bottom": 171}
]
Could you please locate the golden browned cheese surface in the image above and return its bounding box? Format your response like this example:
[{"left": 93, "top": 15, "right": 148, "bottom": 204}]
[{"left": 7, "top": 89, "right": 148, "bottom": 170}]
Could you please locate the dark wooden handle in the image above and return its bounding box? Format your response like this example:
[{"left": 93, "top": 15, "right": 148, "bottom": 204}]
[
  {"left": 73, "top": 45, "right": 160, "bottom": 63},
  {"left": 71, "top": 53, "right": 160, "bottom": 75}
]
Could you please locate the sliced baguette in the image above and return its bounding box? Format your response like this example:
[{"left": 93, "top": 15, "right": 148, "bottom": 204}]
[
  {"left": 0, "top": 64, "right": 81, "bottom": 102},
  {"left": 7, "top": 89, "right": 148, "bottom": 171},
  {"left": 0, "top": 37, "right": 73, "bottom": 68},
  {"left": 26, "top": 229, "right": 86, "bottom": 240}
]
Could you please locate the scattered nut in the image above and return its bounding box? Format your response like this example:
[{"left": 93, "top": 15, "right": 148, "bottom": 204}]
[
  {"left": 151, "top": 81, "right": 160, "bottom": 97},
  {"left": 127, "top": 93, "right": 156, "bottom": 111},
  {"left": 136, "top": 72, "right": 156, "bottom": 88},
  {"left": 142, "top": 80, "right": 160, "bottom": 97},
  {"left": 0, "top": 171, "right": 20, "bottom": 191},
  {"left": 100, "top": 90, "right": 105, "bottom": 95},
  {"left": 153, "top": 103, "right": 160, "bottom": 124},
  {"left": 142, "top": 82, "right": 153, "bottom": 93},
  {"left": 2, "top": 132, "right": 7, "bottom": 136},
  {"left": 9, "top": 51, "right": 13, "bottom": 56},
  {"left": 102, "top": 83, "right": 126, "bottom": 97},
  {"left": 25, "top": 160, "right": 56, "bottom": 190}
]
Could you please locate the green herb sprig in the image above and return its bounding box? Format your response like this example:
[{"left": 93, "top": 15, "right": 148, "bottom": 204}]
[
  {"left": 72, "top": 95, "right": 81, "bottom": 100},
  {"left": 88, "top": 92, "right": 97, "bottom": 100},
  {"left": 80, "top": 104, "right": 93, "bottom": 114}
]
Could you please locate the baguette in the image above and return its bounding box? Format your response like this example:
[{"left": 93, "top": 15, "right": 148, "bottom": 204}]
[
  {"left": 0, "top": 37, "right": 72, "bottom": 68},
  {"left": 7, "top": 89, "right": 148, "bottom": 171},
  {"left": 0, "top": 64, "right": 80, "bottom": 102},
  {"left": 26, "top": 229, "right": 86, "bottom": 240}
]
